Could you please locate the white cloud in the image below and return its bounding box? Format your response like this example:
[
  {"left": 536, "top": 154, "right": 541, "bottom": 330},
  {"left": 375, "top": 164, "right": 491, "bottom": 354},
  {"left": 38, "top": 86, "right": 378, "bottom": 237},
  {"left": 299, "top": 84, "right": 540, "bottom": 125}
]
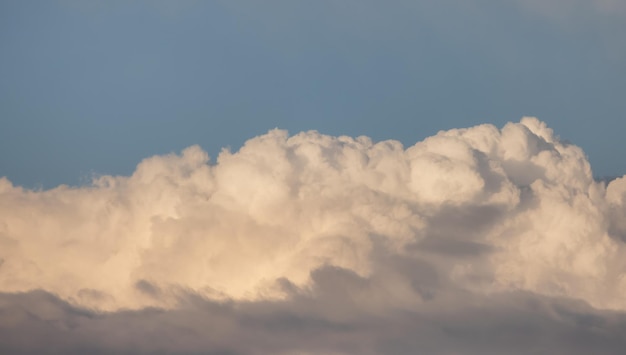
[{"left": 1, "top": 118, "right": 626, "bottom": 352}]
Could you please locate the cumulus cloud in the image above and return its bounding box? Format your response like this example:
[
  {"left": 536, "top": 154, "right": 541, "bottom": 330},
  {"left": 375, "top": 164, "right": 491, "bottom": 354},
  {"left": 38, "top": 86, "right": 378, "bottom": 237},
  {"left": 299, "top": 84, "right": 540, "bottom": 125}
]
[{"left": 1, "top": 117, "right": 626, "bottom": 353}]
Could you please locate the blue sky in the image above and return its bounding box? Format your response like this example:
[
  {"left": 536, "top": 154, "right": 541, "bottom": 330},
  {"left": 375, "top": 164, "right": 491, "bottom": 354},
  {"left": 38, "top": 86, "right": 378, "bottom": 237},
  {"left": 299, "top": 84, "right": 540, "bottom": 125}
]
[{"left": 1, "top": 0, "right": 625, "bottom": 188}]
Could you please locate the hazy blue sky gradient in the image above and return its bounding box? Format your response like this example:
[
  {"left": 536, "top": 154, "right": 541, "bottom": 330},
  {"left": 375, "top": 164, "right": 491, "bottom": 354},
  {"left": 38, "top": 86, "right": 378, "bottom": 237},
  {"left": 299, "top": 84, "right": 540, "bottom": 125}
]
[{"left": 1, "top": 0, "right": 625, "bottom": 188}]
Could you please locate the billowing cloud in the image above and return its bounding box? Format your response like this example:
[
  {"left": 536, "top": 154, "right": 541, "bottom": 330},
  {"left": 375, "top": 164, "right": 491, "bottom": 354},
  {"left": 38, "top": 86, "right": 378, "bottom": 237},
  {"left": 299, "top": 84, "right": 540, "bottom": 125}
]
[{"left": 1, "top": 118, "right": 626, "bottom": 353}]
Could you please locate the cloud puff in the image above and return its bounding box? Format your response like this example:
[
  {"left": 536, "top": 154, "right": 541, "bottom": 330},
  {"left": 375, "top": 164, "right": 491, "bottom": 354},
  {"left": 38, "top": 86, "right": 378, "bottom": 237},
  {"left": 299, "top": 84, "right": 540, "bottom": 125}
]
[{"left": 1, "top": 118, "right": 626, "bottom": 353}]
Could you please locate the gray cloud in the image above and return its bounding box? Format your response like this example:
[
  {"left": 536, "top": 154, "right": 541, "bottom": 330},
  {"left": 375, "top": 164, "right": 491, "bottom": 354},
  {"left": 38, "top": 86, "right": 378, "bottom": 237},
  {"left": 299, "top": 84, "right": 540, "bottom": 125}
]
[{"left": 2, "top": 280, "right": 626, "bottom": 354}]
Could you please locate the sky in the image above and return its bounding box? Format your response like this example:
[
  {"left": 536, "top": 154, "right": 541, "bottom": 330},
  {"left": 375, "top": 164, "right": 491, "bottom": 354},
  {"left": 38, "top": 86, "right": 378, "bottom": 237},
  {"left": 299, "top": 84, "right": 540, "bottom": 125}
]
[
  {"left": 2, "top": 1, "right": 626, "bottom": 354},
  {"left": 1, "top": 0, "right": 625, "bottom": 188}
]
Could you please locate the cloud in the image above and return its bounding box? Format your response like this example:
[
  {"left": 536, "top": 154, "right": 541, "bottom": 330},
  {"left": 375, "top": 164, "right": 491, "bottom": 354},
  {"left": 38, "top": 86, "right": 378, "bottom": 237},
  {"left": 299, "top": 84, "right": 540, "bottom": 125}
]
[
  {"left": 3, "top": 286, "right": 626, "bottom": 354},
  {"left": 1, "top": 117, "right": 626, "bottom": 353}
]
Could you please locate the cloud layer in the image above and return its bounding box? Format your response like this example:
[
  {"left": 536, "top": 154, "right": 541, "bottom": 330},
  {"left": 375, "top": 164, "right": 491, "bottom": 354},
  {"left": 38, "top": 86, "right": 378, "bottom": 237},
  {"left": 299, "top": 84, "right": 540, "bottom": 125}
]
[{"left": 1, "top": 118, "right": 626, "bottom": 353}]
